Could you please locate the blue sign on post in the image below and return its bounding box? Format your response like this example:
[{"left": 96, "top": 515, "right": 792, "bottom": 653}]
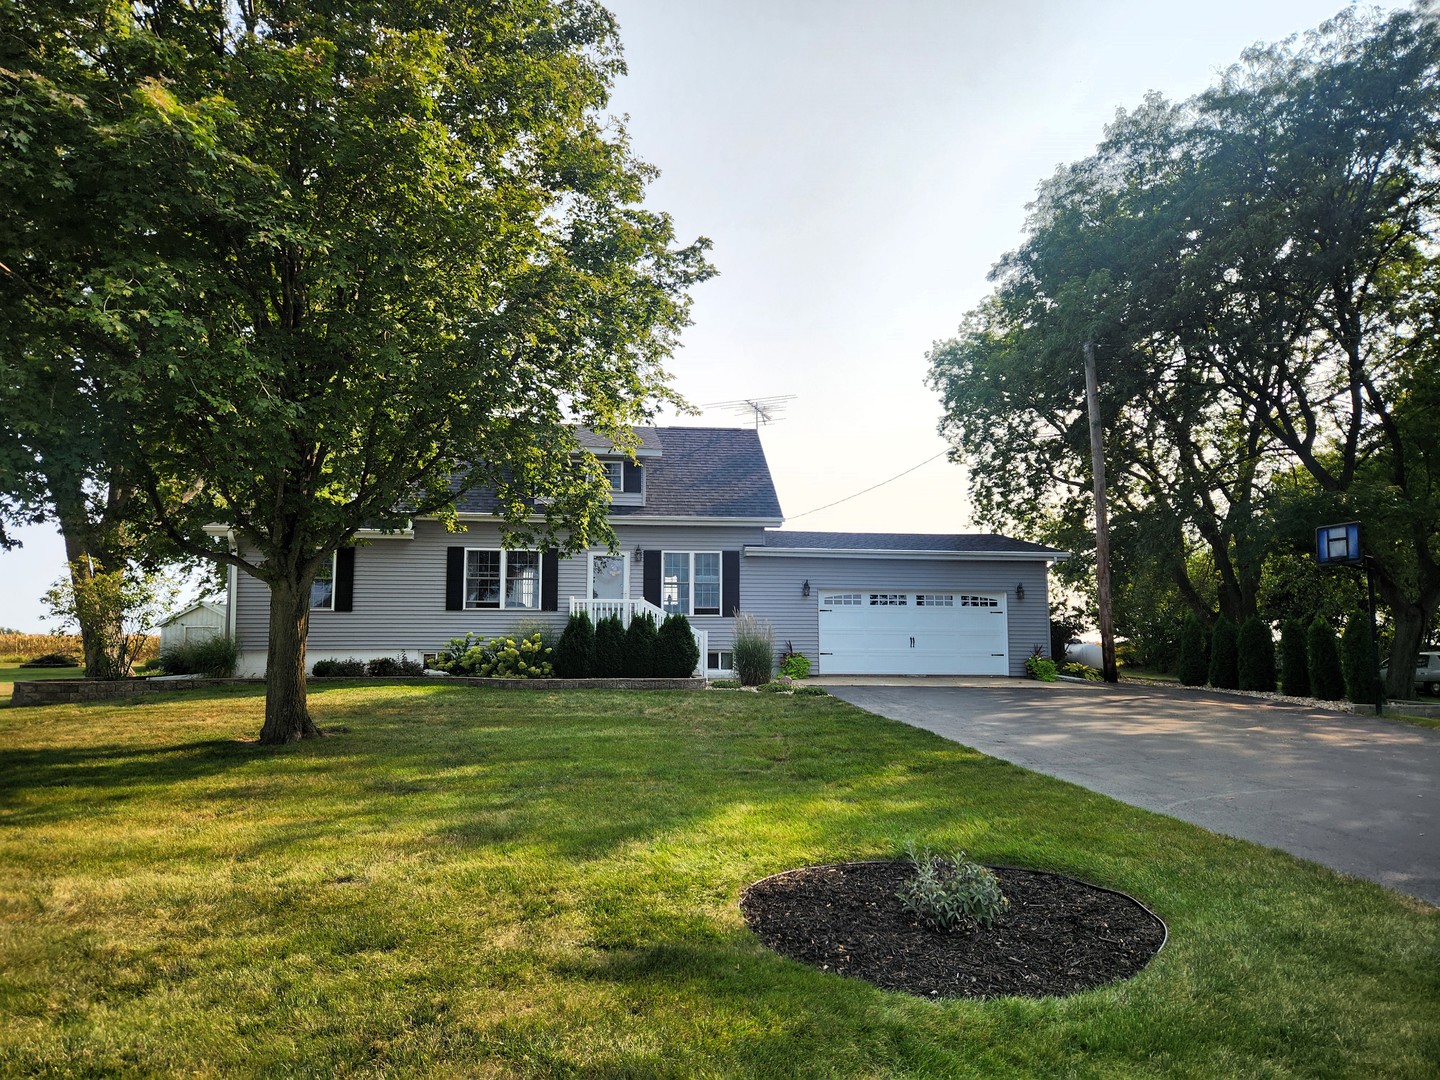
[{"left": 1316, "top": 522, "right": 1362, "bottom": 566}]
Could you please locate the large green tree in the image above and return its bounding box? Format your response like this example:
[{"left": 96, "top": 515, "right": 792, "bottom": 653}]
[
  {"left": 927, "top": 6, "right": 1440, "bottom": 696},
  {"left": 1, "top": 0, "right": 712, "bottom": 741}
]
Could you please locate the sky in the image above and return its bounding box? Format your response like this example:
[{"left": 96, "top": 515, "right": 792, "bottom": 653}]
[{"left": 0, "top": 0, "right": 1407, "bottom": 633}]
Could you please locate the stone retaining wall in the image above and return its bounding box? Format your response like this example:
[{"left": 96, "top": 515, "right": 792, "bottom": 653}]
[{"left": 9, "top": 675, "right": 705, "bottom": 707}]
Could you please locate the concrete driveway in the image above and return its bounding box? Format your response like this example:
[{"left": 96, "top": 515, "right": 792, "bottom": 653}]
[{"left": 823, "top": 679, "right": 1439, "bottom": 906}]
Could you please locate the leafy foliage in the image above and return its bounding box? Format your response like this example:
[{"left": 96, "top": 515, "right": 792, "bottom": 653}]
[
  {"left": 1060, "top": 662, "right": 1103, "bottom": 682},
  {"left": 777, "top": 640, "right": 811, "bottom": 679},
  {"left": 925, "top": 7, "right": 1440, "bottom": 697},
  {"left": 43, "top": 562, "right": 178, "bottom": 680},
  {"left": 1208, "top": 618, "right": 1239, "bottom": 690},
  {"left": 1177, "top": 614, "right": 1209, "bottom": 686},
  {"left": 620, "top": 612, "right": 657, "bottom": 678},
  {"left": 1279, "top": 618, "right": 1312, "bottom": 697},
  {"left": 896, "top": 845, "right": 1009, "bottom": 932},
  {"left": 432, "top": 633, "right": 553, "bottom": 679},
  {"left": 156, "top": 635, "right": 241, "bottom": 679},
  {"left": 1025, "top": 651, "right": 1058, "bottom": 682},
  {"left": 1340, "top": 617, "right": 1384, "bottom": 707},
  {"left": 1307, "top": 618, "right": 1346, "bottom": 701},
  {"left": 1236, "top": 617, "right": 1277, "bottom": 693},
  {"left": 1, "top": 0, "right": 712, "bottom": 740},
  {"left": 731, "top": 613, "right": 774, "bottom": 687},
  {"left": 778, "top": 653, "right": 811, "bottom": 679},
  {"left": 654, "top": 613, "right": 700, "bottom": 678},
  {"left": 365, "top": 655, "right": 425, "bottom": 678},
  {"left": 553, "top": 612, "right": 597, "bottom": 679},
  {"left": 311, "top": 658, "right": 367, "bottom": 678}
]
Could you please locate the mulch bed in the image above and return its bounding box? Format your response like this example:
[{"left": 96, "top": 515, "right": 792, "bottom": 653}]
[{"left": 739, "top": 861, "right": 1166, "bottom": 1000}]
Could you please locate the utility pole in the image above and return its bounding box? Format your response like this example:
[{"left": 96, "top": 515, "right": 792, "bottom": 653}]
[{"left": 1083, "top": 342, "right": 1119, "bottom": 683}]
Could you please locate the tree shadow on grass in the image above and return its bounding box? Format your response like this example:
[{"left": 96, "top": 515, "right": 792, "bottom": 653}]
[{"left": 0, "top": 738, "right": 258, "bottom": 824}]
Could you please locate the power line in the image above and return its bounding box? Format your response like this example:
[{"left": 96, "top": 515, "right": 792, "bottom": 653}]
[{"left": 787, "top": 451, "right": 951, "bottom": 521}]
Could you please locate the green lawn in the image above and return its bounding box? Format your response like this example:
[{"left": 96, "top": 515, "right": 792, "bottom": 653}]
[{"left": 1, "top": 686, "right": 1435, "bottom": 1077}]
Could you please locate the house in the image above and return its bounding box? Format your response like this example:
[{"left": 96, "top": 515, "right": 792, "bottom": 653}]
[
  {"left": 226, "top": 427, "right": 1067, "bottom": 677},
  {"left": 156, "top": 601, "right": 228, "bottom": 653}
]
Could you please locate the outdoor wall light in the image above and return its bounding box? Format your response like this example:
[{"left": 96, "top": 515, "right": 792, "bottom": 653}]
[
  {"left": 633, "top": 545, "right": 643, "bottom": 562},
  {"left": 1016, "top": 582, "right": 1026, "bottom": 601},
  {"left": 802, "top": 579, "right": 811, "bottom": 598}
]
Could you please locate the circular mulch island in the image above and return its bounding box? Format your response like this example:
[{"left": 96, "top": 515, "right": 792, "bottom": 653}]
[{"left": 740, "top": 861, "right": 1166, "bottom": 1000}]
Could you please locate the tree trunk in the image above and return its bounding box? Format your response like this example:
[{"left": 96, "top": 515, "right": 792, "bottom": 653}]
[
  {"left": 1382, "top": 593, "right": 1427, "bottom": 702},
  {"left": 259, "top": 580, "right": 322, "bottom": 743}
]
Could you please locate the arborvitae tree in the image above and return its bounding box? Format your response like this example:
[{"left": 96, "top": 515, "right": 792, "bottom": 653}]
[
  {"left": 552, "top": 611, "right": 596, "bottom": 679},
  {"left": 1307, "top": 616, "right": 1346, "bottom": 700},
  {"left": 1236, "top": 616, "right": 1277, "bottom": 692},
  {"left": 1340, "top": 615, "right": 1385, "bottom": 708},
  {"left": 1208, "top": 616, "right": 1239, "bottom": 689},
  {"left": 1177, "top": 614, "right": 1209, "bottom": 686},
  {"left": 1279, "top": 618, "right": 1311, "bottom": 697},
  {"left": 655, "top": 613, "right": 701, "bottom": 678},
  {"left": 620, "top": 611, "right": 657, "bottom": 677},
  {"left": 594, "top": 614, "right": 626, "bottom": 677}
]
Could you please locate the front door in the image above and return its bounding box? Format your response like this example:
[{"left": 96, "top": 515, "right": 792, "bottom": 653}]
[{"left": 591, "top": 553, "right": 628, "bottom": 600}]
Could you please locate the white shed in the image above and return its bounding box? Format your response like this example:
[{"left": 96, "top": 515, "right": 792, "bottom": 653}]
[{"left": 157, "top": 601, "right": 229, "bottom": 651}]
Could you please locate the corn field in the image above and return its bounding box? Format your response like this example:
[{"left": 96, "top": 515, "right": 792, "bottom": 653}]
[{"left": 0, "top": 633, "right": 160, "bottom": 664}]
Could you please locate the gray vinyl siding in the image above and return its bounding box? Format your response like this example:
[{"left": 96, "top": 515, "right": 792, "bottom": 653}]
[
  {"left": 740, "top": 554, "right": 1054, "bottom": 677},
  {"left": 233, "top": 519, "right": 767, "bottom": 669}
]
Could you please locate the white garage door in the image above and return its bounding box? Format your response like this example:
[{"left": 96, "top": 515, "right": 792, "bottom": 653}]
[{"left": 818, "top": 591, "right": 1008, "bottom": 675}]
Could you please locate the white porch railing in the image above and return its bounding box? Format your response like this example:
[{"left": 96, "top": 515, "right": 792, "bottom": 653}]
[{"left": 568, "top": 597, "right": 708, "bottom": 676}]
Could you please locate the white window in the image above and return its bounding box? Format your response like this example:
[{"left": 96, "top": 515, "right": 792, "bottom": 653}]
[
  {"left": 869, "top": 593, "right": 908, "bottom": 606},
  {"left": 960, "top": 594, "right": 1000, "bottom": 608},
  {"left": 917, "top": 594, "right": 955, "bottom": 607},
  {"left": 826, "top": 593, "right": 863, "bottom": 606},
  {"left": 311, "top": 552, "right": 337, "bottom": 611},
  {"left": 707, "top": 649, "right": 734, "bottom": 672},
  {"left": 662, "top": 551, "right": 722, "bottom": 616},
  {"left": 465, "top": 549, "right": 540, "bottom": 610},
  {"left": 602, "top": 460, "right": 624, "bottom": 491}
]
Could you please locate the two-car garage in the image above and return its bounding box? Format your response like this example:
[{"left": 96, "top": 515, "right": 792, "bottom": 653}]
[
  {"left": 743, "top": 531, "right": 1066, "bottom": 678},
  {"left": 818, "top": 590, "right": 1009, "bottom": 675}
]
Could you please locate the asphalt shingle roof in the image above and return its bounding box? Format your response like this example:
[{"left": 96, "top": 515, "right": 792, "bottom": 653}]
[
  {"left": 447, "top": 426, "right": 784, "bottom": 520},
  {"left": 758, "top": 530, "right": 1063, "bottom": 555}
]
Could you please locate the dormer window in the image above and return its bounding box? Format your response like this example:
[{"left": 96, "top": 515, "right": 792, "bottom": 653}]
[{"left": 602, "top": 460, "right": 624, "bottom": 491}]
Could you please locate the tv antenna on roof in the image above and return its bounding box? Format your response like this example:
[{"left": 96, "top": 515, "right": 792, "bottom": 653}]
[{"left": 701, "top": 394, "right": 797, "bottom": 429}]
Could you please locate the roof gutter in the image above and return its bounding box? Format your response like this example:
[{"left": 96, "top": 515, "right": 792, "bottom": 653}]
[{"left": 742, "top": 546, "right": 1071, "bottom": 562}]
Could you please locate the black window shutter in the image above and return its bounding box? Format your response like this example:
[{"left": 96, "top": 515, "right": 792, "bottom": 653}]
[
  {"left": 541, "top": 550, "right": 559, "bottom": 611},
  {"left": 334, "top": 547, "right": 355, "bottom": 612},
  {"left": 723, "top": 551, "right": 741, "bottom": 617},
  {"left": 643, "top": 550, "right": 662, "bottom": 606},
  {"left": 622, "top": 461, "right": 643, "bottom": 493},
  {"left": 445, "top": 547, "right": 465, "bottom": 611}
]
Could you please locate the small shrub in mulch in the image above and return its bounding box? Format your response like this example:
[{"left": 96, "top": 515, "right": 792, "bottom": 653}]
[{"left": 740, "top": 861, "right": 1165, "bottom": 1000}]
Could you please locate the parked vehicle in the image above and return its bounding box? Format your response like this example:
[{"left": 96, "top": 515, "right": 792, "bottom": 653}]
[{"left": 1380, "top": 651, "right": 1440, "bottom": 695}]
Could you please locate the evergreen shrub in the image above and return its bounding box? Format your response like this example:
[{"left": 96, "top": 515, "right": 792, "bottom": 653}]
[
  {"left": 1340, "top": 615, "right": 1384, "bottom": 707},
  {"left": 1177, "top": 614, "right": 1208, "bottom": 686},
  {"left": 1236, "top": 616, "right": 1277, "bottom": 692},
  {"left": 655, "top": 612, "right": 700, "bottom": 677},
  {"left": 1208, "top": 616, "right": 1239, "bottom": 689},
  {"left": 594, "top": 614, "right": 626, "bottom": 677},
  {"left": 1307, "top": 616, "right": 1345, "bottom": 701},
  {"left": 1279, "top": 618, "right": 1310, "bottom": 697},
  {"left": 553, "top": 612, "right": 596, "bottom": 678},
  {"left": 621, "top": 612, "right": 657, "bottom": 677}
]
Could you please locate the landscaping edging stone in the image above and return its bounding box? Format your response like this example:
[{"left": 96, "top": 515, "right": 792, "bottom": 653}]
[{"left": 10, "top": 675, "right": 706, "bottom": 707}]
